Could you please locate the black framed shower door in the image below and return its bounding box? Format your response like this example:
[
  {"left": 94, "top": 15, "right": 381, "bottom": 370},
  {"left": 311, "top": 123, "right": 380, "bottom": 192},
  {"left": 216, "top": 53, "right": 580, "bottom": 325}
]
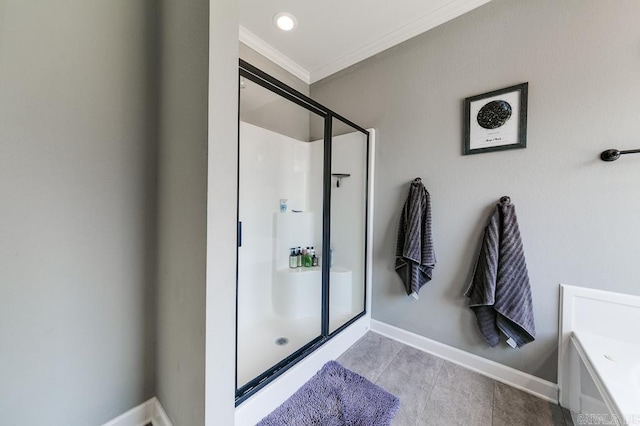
[{"left": 235, "top": 59, "right": 370, "bottom": 404}]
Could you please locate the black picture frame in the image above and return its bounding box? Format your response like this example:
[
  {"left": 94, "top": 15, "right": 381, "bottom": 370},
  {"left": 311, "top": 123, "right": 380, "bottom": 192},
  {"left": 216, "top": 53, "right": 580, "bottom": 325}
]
[{"left": 463, "top": 82, "right": 528, "bottom": 155}]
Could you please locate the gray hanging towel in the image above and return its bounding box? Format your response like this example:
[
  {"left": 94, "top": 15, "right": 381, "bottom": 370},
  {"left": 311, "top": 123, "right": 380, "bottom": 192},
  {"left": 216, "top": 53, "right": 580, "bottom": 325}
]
[
  {"left": 395, "top": 178, "right": 436, "bottom": 299},
  {"left": 464, "top": 197, "right": 535, "bottom": 348}
]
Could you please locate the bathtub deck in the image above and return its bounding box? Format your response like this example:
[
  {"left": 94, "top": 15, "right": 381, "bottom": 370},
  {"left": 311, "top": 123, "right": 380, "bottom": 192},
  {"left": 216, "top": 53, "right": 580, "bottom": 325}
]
[{"left": 573, "top": 331, "right": 640, "bottom": 424}]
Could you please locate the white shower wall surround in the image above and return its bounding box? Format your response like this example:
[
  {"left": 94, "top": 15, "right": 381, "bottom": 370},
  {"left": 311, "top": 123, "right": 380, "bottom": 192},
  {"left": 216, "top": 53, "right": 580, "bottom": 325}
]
[
  {"left": 237, "top": 122, "right": 320, "bottom": 330},
  {"left": 237, "top": 122, "right": 367, "bottom": 387},
  {"left": 328, "top": 132, "right": 368, "bottom": 330}
]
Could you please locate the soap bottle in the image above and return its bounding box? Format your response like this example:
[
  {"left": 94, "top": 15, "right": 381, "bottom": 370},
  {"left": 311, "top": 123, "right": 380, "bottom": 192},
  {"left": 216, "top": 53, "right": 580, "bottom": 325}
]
[
  {"left": 303, "top": 247, "right": 312, "bottom": 267},
  {"left": 312, "top": 249, "right": 318, "bottom": 267},
  {"left": 296, "top": 247, "right": 302, "bottom": 267},
  {"left": 289, "top": 248, "right": 297, "bottom": 269},
  {"left": 307, "top": 247, "right": 313, "bottom": 267}
]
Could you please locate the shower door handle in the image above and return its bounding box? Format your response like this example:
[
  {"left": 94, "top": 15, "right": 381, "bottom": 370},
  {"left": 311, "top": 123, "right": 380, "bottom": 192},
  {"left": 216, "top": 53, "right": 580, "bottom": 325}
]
[{"left": 238, "top": 221, "right": 242, "bottom": 247}]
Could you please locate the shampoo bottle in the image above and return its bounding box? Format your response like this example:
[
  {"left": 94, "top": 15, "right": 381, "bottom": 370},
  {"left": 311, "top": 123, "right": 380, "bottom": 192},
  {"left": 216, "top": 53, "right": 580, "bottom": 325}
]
[{"left": 289, "top": 248, "right": 297, "bottom": 269}]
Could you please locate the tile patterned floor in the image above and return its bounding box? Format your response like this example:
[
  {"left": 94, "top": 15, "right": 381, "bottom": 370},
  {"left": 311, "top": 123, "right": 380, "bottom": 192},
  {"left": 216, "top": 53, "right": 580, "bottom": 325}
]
[{"left": 336, "top": 332, "right": 574, "bottom": 426}]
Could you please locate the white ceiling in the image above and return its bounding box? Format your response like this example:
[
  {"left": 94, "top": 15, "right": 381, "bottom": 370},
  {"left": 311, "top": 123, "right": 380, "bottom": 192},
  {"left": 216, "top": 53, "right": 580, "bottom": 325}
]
[{"left": 239, "top": 0, "right": 492, "bottom": 84}]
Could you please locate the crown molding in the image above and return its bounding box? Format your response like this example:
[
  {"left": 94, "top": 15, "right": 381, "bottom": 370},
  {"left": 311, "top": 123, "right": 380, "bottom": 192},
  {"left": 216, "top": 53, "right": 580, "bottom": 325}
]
[
  {"left": 309, "top": 0, "right": 492, "bottom": 83},
  {"left": 239, "top": 0, "right": 491, "bottom": 84},
  {"left": 239, "top": 26, "right": 311, "bottom": 84}
]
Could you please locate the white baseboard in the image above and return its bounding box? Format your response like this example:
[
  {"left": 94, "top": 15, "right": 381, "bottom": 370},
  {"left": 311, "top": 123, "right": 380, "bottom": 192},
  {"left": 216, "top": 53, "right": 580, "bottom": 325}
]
[
  {"left": 102, "top": 397, "right": 173, "bottom": 426},
  {"left": 370, "top": 319, "right": 559, "bottom": 404}
]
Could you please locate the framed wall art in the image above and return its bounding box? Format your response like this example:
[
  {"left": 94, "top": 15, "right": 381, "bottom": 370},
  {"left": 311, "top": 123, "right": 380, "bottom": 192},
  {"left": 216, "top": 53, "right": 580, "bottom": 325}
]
[{"left": 463, "top": 82, "right": 528, "bottom": 155}]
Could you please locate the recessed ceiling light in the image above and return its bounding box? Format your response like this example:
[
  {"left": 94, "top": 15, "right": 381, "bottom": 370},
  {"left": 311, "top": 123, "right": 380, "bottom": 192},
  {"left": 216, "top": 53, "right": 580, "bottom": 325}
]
[{"left": 273, "top": 13, "right": 297, "bottom": 32}]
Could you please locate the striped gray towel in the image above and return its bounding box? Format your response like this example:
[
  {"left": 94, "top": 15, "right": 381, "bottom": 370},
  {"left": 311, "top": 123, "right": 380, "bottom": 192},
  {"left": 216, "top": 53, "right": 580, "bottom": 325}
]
[
  {"left": 395, "top": 178, "right": 436, "bottom": 299},
  {"left": 464, "top": 198, "right": 535, "bottom": 348}
]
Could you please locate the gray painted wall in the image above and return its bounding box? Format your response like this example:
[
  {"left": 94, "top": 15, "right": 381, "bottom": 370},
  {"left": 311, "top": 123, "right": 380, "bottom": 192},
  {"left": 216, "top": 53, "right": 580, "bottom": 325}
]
[
  {"left": 240, "top": 43, "right": 311, "bottom": 141},
  {"left": 240, "top": 43, "right": 309, "bottom": 96},
  {"left": 156, "top": 0, "right": 209, "bottom": 424},
  {"left": 311, "top": 0, "right": 640, "bottom": 383},
  {"left": 0, "top": 1, "right": 157, "bottom": 424}
]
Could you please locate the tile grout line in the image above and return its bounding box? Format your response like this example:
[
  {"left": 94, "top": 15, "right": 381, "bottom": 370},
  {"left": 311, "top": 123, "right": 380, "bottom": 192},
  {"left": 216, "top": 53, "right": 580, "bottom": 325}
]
[
  {"left": 413, "top": 358, "right": 446, "bottom": 426},
  {"left": 560, "top": 402, "right": 568, "bottom": 426},
  {"left": 371, "top": 340, "right": 404, "bottom": 383},
  {"left": 491, "top": 380, "right": 496, "bottom": 425}
]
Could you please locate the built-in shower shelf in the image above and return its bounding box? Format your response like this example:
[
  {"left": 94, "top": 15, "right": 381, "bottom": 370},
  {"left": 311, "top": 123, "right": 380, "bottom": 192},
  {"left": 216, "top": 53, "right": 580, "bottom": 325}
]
[
  {"left": 277, "top": 267, "right": 322, "bottom": 273},
  {"left": 276, "top": 266, "right": 350, "bottom": 274}
]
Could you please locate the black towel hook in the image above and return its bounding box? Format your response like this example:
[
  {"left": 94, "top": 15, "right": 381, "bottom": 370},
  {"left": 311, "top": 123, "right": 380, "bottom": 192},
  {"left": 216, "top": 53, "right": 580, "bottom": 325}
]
[
  {"left": 500, "top": 196, "right": 511, "bottom": 205},
  {"left": 412, "top": 177, "right": 422, "bottom": 184},
  {"left": 600, "top": 148, "right": 640, "bottom": 161}
]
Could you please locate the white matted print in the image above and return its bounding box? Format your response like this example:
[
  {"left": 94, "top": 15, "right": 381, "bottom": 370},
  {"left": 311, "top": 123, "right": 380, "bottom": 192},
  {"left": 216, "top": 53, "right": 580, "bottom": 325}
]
[{"left": 463, "top": 83, "right": 528, "bottom": 155}]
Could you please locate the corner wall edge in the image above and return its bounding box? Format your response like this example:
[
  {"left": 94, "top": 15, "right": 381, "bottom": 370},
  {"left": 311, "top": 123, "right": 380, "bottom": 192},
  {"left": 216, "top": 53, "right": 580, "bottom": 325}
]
[{"left": 101, "top": 397, "right": 173, "bottom": 426}]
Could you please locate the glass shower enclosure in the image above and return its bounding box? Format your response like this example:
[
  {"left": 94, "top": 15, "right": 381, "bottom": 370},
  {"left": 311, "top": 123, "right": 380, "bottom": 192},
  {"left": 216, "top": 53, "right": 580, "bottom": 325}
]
[{"left": 236, "top": 60, "right": 371, "bottom": 403}]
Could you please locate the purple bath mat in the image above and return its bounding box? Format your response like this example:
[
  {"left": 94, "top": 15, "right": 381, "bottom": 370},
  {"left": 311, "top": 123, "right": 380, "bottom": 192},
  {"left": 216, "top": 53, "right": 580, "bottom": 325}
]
[{"left": 257, "top": 361, "right": 400, "bottom": 426}]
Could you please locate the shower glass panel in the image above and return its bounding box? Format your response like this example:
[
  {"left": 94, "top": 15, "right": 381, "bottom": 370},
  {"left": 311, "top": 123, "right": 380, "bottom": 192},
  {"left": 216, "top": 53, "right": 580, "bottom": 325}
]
[
  {"left": 329, "top": 118, "right": 369, "bottom": 334},
  {"left": 236, "top": 74, "right": 325, "bottom": 392},
  {"left": 236, "top": 60, "right": 371, "bottom": 403}
]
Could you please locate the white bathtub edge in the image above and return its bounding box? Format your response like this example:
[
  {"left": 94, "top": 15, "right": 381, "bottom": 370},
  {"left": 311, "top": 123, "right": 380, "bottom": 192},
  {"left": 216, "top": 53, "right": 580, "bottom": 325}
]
[{"left": 559, "top": 283, "right": 640, "bottom": 422}]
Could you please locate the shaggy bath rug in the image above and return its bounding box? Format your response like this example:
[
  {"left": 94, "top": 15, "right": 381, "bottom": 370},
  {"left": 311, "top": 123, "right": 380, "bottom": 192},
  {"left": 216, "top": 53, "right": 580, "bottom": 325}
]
[{"left": 257, "top": 361, "right": 400, "bottom": 426}]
